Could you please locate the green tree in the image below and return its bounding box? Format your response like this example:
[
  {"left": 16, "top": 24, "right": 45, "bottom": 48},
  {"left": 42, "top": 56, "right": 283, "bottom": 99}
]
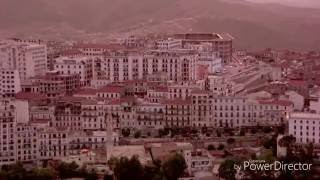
[
  {"left": 111, "top": 156, "right": 144, "bottom": 180},
  {"left": 278, "top": 135, "right": 296, "bottom": 157},
  {"left": 143, "top": 164, "right": 163, "bottom": 180},
  {"left": 158, "top": 128, "right": 170, "bottom": 137},
  {"left": 83, "top": 169, "right": 98, "bottom": 180},
  {"left": 219, "top": 159, "right": 238, "bottom": 180},
  {"left": 104, "top": 174, "right": 113, "bottom": 180},
  {"left": 191, "top": 127, "right": 198, "bottom": 134},
  {"left": 122, "top": 128, "right": 130, "bottom": 137},
  {"left": 56, "top": 161, "right": 79, "bottom": 179},
  {"left": 262, "top": 126, "right": 272, "bottom": 134},
  {"left": 1, "top": 163, "right": 27, "bottom": 180},
  {"left": 250, "top": 128, "right": 257, "bottom": 134},
  {"left": 28, "top": 168, "right": 56, "bottom": 180},
  {"left": 162, "top": 153, "right": 186, "bottom": 180},
  {"left": 239, "top": 129, "right": 245, "bottom": 136},
  {"left": 201, "top": 126, "right": 208, "bottom": 134},
  {"left": 134, "top": 131, "right": 141, "bottom": 138},
  {"left": 227, "top": 138, "right": 235, "bottom": 145},
  {"left": 216, "top": 130, "right": 221, "bottom": 137},
  {"left": 207, "top": 144, "right": 215, "bottom": 151},
  {"left": 217, "top": 144, "right": 225, "bottom": 150}
]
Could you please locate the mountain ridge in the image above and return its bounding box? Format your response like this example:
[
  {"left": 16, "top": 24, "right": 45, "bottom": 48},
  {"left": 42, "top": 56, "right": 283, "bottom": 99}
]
[{"left": 1, "top": 0, "right": 320, "bottom": 50}]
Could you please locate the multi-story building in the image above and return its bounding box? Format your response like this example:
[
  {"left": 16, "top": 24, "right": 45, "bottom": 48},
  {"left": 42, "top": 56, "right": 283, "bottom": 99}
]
[
  {"left": 205, "top": 75, "right": 235, "bottom": 96},
  {"left": 168, "top": 83, "right": 200, "bottom": 100},
  {"left": 53, "top": 99, "right": 82, "bottom": 131},
  {"left": 174, "top": 33, "right": 234, "bottom": 64},
  {"left": 0, "top": 100, "right": 16, "bottom": 165},
  {"left": 288, "top": 113, "right": 320, "bottom": 145},
  {"left": 16, "top": 123, "right": 39, "bottom": 163},
  {"left": 183, "top": 149, "right": 214, "bottom": 174},
  {"left": 163, "top": 99, "right": 192, "bottom": 127},
  {"left": 0, "top": 41, "right": 47, "bottom": 80},
  {"left": 98, "top": 49, "right": 198, "bottom": 82},
  {"left": 73, "top": 43, "right": 123, "bottom": 57},
  {"left": 54, "top": 56, "right": 93, "bottom": 86},
  {"left": 81, "top": 100, "right": 106, "bottom": 131},
  {"left": 135, "top": 102, "right": 165, "bottom": 130},
  {"left": 69, "top": 131, "right": 119, "bottom": 155},
  {"left": 27, "top": 71, "right": 80, "bottom": 98},
  {"left": 147, "top": 86, "right": 168, "bottom": 103},
  {"left": 191, "top": 91, "right": 293, "bottom": 128},
  {"left": 156, "top": 38, "right": 182, "bottom": 50},
  {"left": 195, "top": 52, "right": 222, "bottom": 80},
  {"left": 0, "top": 69, "right": 21, "bottom": 98},
  {"left": 38, "top": 127, "right": 69, "bottom": 160},
  {"left": 30, "top": 105, "right": 55, "bottom": 123}
]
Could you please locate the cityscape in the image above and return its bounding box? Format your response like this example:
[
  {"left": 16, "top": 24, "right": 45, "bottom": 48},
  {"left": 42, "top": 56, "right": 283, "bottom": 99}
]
[{"left": 1, "top": 0, "right": 320, "bottom": 180}]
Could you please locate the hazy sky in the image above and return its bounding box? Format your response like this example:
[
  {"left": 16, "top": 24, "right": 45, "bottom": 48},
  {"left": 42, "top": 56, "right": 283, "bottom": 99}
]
[{"left": 245, "top": 0, "right": 320, "bottom": 8}]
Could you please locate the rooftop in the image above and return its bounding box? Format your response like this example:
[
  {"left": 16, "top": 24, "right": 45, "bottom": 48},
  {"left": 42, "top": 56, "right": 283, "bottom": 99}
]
[
  {"left": 98, "top": 85, "right": 125, "bottom": 93},
  {"left": 75, "top": 88, "right": 98, "bottom": 96},
  {"left": 174, "top": 33, "right": 233, "bottom": 41},
  {"left": 290, "top": 112, "right": 320, "bottom": 119},
  {"left": 16, "top": 92, "right": 47, "bottom": 101},
  {"left": 257, "top": 99, "right": 293, "bottom": 106}
]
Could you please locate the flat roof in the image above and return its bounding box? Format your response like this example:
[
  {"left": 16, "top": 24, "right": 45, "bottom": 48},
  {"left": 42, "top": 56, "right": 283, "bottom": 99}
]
[
  {"left": 290, "top": 112, "right": 320, "bottom": 119},
  {"left": 174, "top": 33, "right": 234, "bottom": 41}
]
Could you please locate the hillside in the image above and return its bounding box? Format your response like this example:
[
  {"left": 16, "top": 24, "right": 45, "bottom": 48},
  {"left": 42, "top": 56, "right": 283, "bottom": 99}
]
[{"left": 1, "top": 0, "right": 320, "bottom": 50}]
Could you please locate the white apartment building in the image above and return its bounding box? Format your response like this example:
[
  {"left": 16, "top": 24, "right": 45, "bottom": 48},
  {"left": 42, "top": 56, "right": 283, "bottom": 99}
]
[
  {"left": 69, "top": 131, "right": 119, "bottom": 155},
  {"left": 195, "top": 52, "right": 222, "bottom": 80},
  {"left": 97, "top": 49, "right": 222, "bottom": 83},
  {"left": 16, "top": 123, "right": 39, "bottom": 163},
  {"left": 0, "top": 69, "right": 21, "bottom": 98},
  {"left": 156, "top": 38, "right": 182, "bottom": 50},
  {"left": 99, "top": 50, "right": 197, "bottom": 82},
  {"left": 191, "top": 92, "right": 293, "bottom": 128},
  {"left": 282, "top": 91, "right": 304, "bottom": 111},
  {"left": 0, "top": 100, "right": 40, "bottom": 165},
  {"left": 54, "top": 56, "right": 93, "bottom": 86},
  {"left": 30, "top": 105, "right": 55, "bottom": 122},
  {"left": 38, "top": 127, "right": 69, "bottom": 160},
  {"left": 0, "top": 100, "right": 16, "bottom": 165},
  {"left": 168, "top": 83, "right": 199, "bottom": 100},
  {"left": 174, "top": 33, "right": 233, "bottom": 64},
  {"left": 135, "top": 102, "right": 165, "bottom": 130},
  {"left": 81, "top": 101, "right": 107, "bottom": 131},
  {"left": 289, "top": 113, "right": 320, "bottom": 144},
  {"left": 206, "top": 75, "right": 235, "bottom": 96},
  {"left": 0, "top": 41, "right": 47, "bottom": 80},
  {"left": 147, "top": 86, "right": 168, "bottom": 103}
]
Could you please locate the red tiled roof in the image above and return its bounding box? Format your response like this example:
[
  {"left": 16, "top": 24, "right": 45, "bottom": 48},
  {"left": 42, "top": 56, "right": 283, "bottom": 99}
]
[
  {"left": 258, "top": 99, "right": 293, "bottom": 106},
  {"left": 58, "top": 96, "right": 88, "bottom": 102},
  {"left": 154, "top": 86, "right": 168, "bottom": 92},
  {"left": 108, "top": 96, "right": 136, "bottom": 105},
  {"left": 108, "top": 99, "right": 122, "bottom": 105},
  {"left": 75, "top": 88, "right": 98, "bottom": 96},
  {"left": 15, "top": 92, "right": 47, "bottom": 100},
  {"left": 191, "top": 89, "right": 211, "bottom": 95},
  {"left": 210, "top": 151, "right": 225, "bottom": 157},
  {"left": 162, "top": 99, "right": 192, "bottom": 105},
  {"left": 98, "top": 85, "right": 124, "bottom": 93},
  {"left": 288, "top": 79, "right": 307, "bottom": 86},
  {"left": 30, "top": 119, "right": 51, "bottom": 123},
  {"left": 74, "top": 43, "right": 124, "bottom": 50},
  {"left": 121, "top": 79, "right": 145, "bottom": 85},
  {"left": 60, "top": 49, "right": 83, "bottom": 56}
]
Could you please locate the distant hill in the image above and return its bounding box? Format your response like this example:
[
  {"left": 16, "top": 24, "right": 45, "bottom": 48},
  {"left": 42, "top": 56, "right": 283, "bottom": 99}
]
[{"left": 1, "top": 0, "right": 320, "bottom": 50}]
